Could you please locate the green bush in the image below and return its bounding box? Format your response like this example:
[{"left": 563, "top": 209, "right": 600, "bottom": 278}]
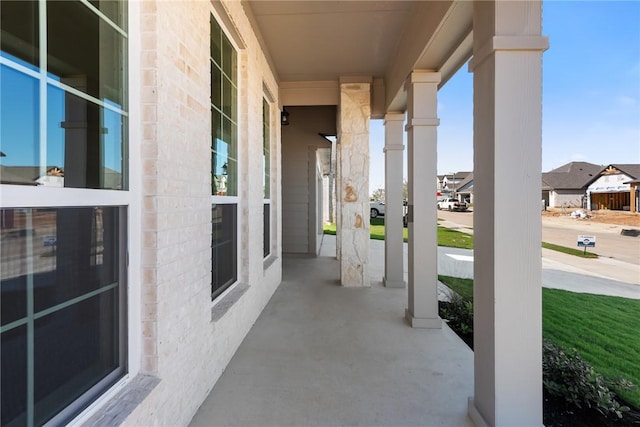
[
  {"left": 543, "top": 339, "right": 634, "bottom": 419},
  {"left": 439, "top": 293, "right": 474, "bottom": 348}
]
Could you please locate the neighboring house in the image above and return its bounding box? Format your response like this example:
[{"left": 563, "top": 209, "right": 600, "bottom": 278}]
[
  {"left": 441, "top": 171, "right": 471, "bottom": 195},
  {"left": 586, "top": 164, "right": 640, "bottom": 212},
  {"left": 456, "top": 172, "right": 475, "bottom": 204},
  {"left": 436, "top": 174, "right": 446, "bottom": 192},
  {"left": 1, "top": 1, "right": 548, "bottom": 426},
  {"left": 541, "top": 161, "right": 602, "bottom": 208}
]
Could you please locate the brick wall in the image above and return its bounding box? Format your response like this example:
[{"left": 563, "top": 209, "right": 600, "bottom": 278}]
[{"left": 114, "top": 1, "right": 282, "bottom": 425}]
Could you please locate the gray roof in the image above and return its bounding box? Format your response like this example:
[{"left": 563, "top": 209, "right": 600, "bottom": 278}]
[
  {"left": 456, "top": 172, "right": 474, "bottom": 192},
  {"left": 584, "top": 164, "right": 640, "bottom": 187},
  {"left": 610, "top": 164, "right": 640, "bottom": 180},
  {"left": 541, "top": 162, "right": 602, "bottom": 191}
]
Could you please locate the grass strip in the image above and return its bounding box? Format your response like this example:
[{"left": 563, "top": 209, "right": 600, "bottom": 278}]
[
  {"left": 542, "top": 241, "right": 598, "bottom": 258},
  {"left": 438, "top": 276, "right": 640, "bottom": 407},
  {"left": 327, "top": 221, "right": 600, "bottom": 257},
  {"left": 324, "top": 221, "right": 473, "bottom": 249}
]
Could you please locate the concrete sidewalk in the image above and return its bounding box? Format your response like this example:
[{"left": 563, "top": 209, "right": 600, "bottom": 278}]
[{"left": 366, "top": 235, "right": 639, "bottom": 300}]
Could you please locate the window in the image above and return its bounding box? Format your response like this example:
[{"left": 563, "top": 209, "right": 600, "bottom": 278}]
[
  {"left": 210, "top": 16, "right": 238, "bottom": 298},
  {"left": 1, "top": 207, "right": 127, "bottom": 427},
  {"left": 263, "top": 99, "right": 271, "bottom": 258},
  {"left": 0, "top": 2, "right": 128, "bottom": 425},
  {"left": 1, "top": 0, "right": 127, "bottom": 190}
]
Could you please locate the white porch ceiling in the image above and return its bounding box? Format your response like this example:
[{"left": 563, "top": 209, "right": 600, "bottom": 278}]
[
  {"left": 244, "top": 1, "right": 473, "bottom": 112},
  {"left": 247, "top": 1, "right": 415, "bottom": 82}
]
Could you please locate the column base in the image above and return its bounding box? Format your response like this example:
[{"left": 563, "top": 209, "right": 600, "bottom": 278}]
[
  {"left": 467, "top": 397, "right": 544, "bottom": 427},
  {"left": 468, "top": 398, "right": 489, "bottom": 427},
  {"left": 405, "top": 308, "right": 442, "bottom": 329},
  {"left": 383, "top": 276, "right": 406, "bottom": 288}
]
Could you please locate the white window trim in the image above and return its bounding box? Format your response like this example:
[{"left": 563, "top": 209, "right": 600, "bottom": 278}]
[
  {"left": 210, "top": 7, "right": 243, "bottom": 301},
  {"left": 0, "top": 1, "right": 137, "bottom": 424}
]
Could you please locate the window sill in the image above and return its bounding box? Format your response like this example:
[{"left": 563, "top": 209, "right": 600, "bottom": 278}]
[
  {"left": 263, "top": 254, "right": 278, "bottom": 271},
  {"left": 210, "top": 282, "right": 249, "bottom": 323},
  {"left": 78, "top": 374, "right": 160, "bottom": 427}
]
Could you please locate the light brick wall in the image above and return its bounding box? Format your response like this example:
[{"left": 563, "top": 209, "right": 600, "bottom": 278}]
[{"left": 116, "top": 1, "right": 283, "bottom": 425}]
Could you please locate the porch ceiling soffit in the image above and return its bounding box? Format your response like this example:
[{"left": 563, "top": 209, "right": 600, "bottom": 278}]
[
  {"left": 244, "top": 1, "right": 472, "bottom": 113},
  {"left": 385, "top": 0, "right": 472, "bottom": 112}
]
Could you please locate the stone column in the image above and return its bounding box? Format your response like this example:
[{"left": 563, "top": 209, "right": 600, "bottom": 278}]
[
  {"left": 405, "top": 71, "right": 441, "bottom": 328},
  {"left": 468, "top": 2, "right": 548, "bottom": 426},
  {"left": 338, "top": 77, "right": 371, "bottom": 287},
  {"left": 383, "top": 113, "right": 406, "bottom": 288}
]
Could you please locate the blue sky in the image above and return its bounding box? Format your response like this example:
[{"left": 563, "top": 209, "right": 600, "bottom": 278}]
[{"left": 369, "top": 1, "right": 640, "bottom": 193}]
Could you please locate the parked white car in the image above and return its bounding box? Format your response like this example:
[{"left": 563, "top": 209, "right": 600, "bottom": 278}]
[
  {"left": 370, "top": 201, "right": 385, "bottom": 218},
  {"left": 437, "top": 198, "right": 468, "bottom": 211}
]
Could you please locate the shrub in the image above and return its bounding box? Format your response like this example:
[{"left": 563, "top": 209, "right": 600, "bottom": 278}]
[
  {"left": 439, "top": 293, "right": 474, "bottom": 348},
  {"left": 543, "top": 339, "right": 634, "bottom": 419}
]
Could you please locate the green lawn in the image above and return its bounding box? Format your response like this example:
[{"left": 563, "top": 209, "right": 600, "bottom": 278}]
[
  {"left": 542, "top": 241, "right": 598, "bottom": 258},
  {"left": 324, "top": 219, "right": 473, "bottom": 249},
  {"left": 439, "top": 276, "right": 640, "bottom": 407},
  {"left": 326, "top": 219, "right": 598, "bottom": 256}
]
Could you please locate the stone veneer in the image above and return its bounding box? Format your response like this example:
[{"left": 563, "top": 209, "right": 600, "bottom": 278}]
[
  {"left": 80, "top": 1, "right": 283, "bottom": 426},
  {"left": 337, "top": 80, "right": 371, "bottom": 287}
]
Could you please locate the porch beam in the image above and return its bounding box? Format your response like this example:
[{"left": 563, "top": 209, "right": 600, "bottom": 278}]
[
  {"left": 468, "top": 1, "right": 548, "bottom": 426},
  {"left": 405, "top": 71, "right": 441, "bottom": 328},
  {"left": 383, "top": 112, "right": 406, "bottom": 288}
]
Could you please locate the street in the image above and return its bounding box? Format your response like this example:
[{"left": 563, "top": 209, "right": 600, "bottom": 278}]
[{"left": 436, "top": 209, "right": 640, "bottom": 266}]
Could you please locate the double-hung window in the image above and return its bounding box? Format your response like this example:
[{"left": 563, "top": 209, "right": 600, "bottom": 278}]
[
  {"left": 263, "top": 99, "right": 271, "bottom": 259},
  {"left": 210, "top": 16, "right": 238, "bottom": 299},
  {"left": 1, "top": 1, "right": 128, "bottom": 426}
]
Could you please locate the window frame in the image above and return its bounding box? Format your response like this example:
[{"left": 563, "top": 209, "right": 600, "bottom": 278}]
[
  {"left": 0, "top": 2, "right": 130, "bottom": 425},
  {"left": 210, "top": 11, "right": 241, "bottom": 300},
  {"left": 262, "top": 97, "right": 272, "bottom": 259}
]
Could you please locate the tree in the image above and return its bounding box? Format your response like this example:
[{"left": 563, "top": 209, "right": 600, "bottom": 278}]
[
  {"left": 402, "top": 180, "right": 408, "bottom": 202},
  {"left": 370, "top": 188, "right": 385, "bottom": 201}
]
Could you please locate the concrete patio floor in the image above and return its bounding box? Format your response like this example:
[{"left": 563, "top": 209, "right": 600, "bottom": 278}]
[{"left": 189, "top": 235, "right": 474, "bottom": 427}]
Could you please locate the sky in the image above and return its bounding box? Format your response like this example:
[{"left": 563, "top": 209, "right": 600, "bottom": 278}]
[{"left": 369, "top": 1, "right": 640, "bottom": 194}]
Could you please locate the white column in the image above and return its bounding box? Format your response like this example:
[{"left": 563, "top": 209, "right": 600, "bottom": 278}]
[
  {"left": 467, "top": 2, "right": 548, "bottom": 426},
  {"left": 405, "top": 71, "right": 441, "bottom": 328},
  {"left": 338, "top": 78, "right": 371, "bottom": 287},
  {"left": 383, "top": 113, "right": 406, "bottom": 288}
]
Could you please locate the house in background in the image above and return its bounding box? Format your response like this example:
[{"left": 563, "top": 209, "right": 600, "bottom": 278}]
[
  {"left": 456, "top": 172, "right": 475, "bottom": 204},
  {"left": 441, "top": 171, "right": 471, "bottom": 196},
  {"left": 1, "top": 1, "right": 548, "bottom": 426},
  {"left": 541, "top": 161, "right": 602, "bottom": 208},
  {"left": 586, "top": 164, "right": 640, "bottom": 212}
]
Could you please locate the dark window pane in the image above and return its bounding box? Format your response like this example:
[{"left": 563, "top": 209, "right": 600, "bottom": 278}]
[
  {"left": 1, "top": 325, "right": 27, "bottom": 427},
  {"left": 88, "top": 0, "right": 126, "bottom": 29},
  {"left": 264, "top": 204, "right": 270, "bottom": 258},
  {"left": 32, "top": 207, "right": 120, "bottom": 312},
  {"left": 0, "top": 66, "right": 40, "bottom": 186},
  {"left": 47, "top": 85, "right": 126, "bottom": 190},
  {"left": 212, "top": 204, "right": 237, "bottom": 298},
  {"left": 34, "top": 290, "right": 119, "bottom": 426},
  {"left": 221, "top": 34, "right": 232, "bottom": 78},
  {"left": 0, "top": 0, "right": 39, "bottom": 68},
  {"left": 210, "top": 17, "right": 221, "bottom": 65},
  {"left": 47, "top": 1, "right": 126, "bottom": 108},
  {"left": 0, "top": 206, "right": 125, "bottom": 426},
  {"left": 211, "top": 64, "right": 221, "bottom": 108},
  {"left": 263, "top": 99, "right": 270, "bottom": 199},
  {"left": 222, "top": 78, "right": 232, "bottom": 119},
  {"left": 1, "top": 209, "right": 29, "bottom": 326}
]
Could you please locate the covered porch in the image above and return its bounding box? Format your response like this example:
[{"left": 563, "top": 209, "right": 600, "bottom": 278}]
[
  {"left": 262, "top": 0, "right": 547, "bottom": 424},
  {"left": 190, "top": 235, "right": 474, "bottom": 426}
]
